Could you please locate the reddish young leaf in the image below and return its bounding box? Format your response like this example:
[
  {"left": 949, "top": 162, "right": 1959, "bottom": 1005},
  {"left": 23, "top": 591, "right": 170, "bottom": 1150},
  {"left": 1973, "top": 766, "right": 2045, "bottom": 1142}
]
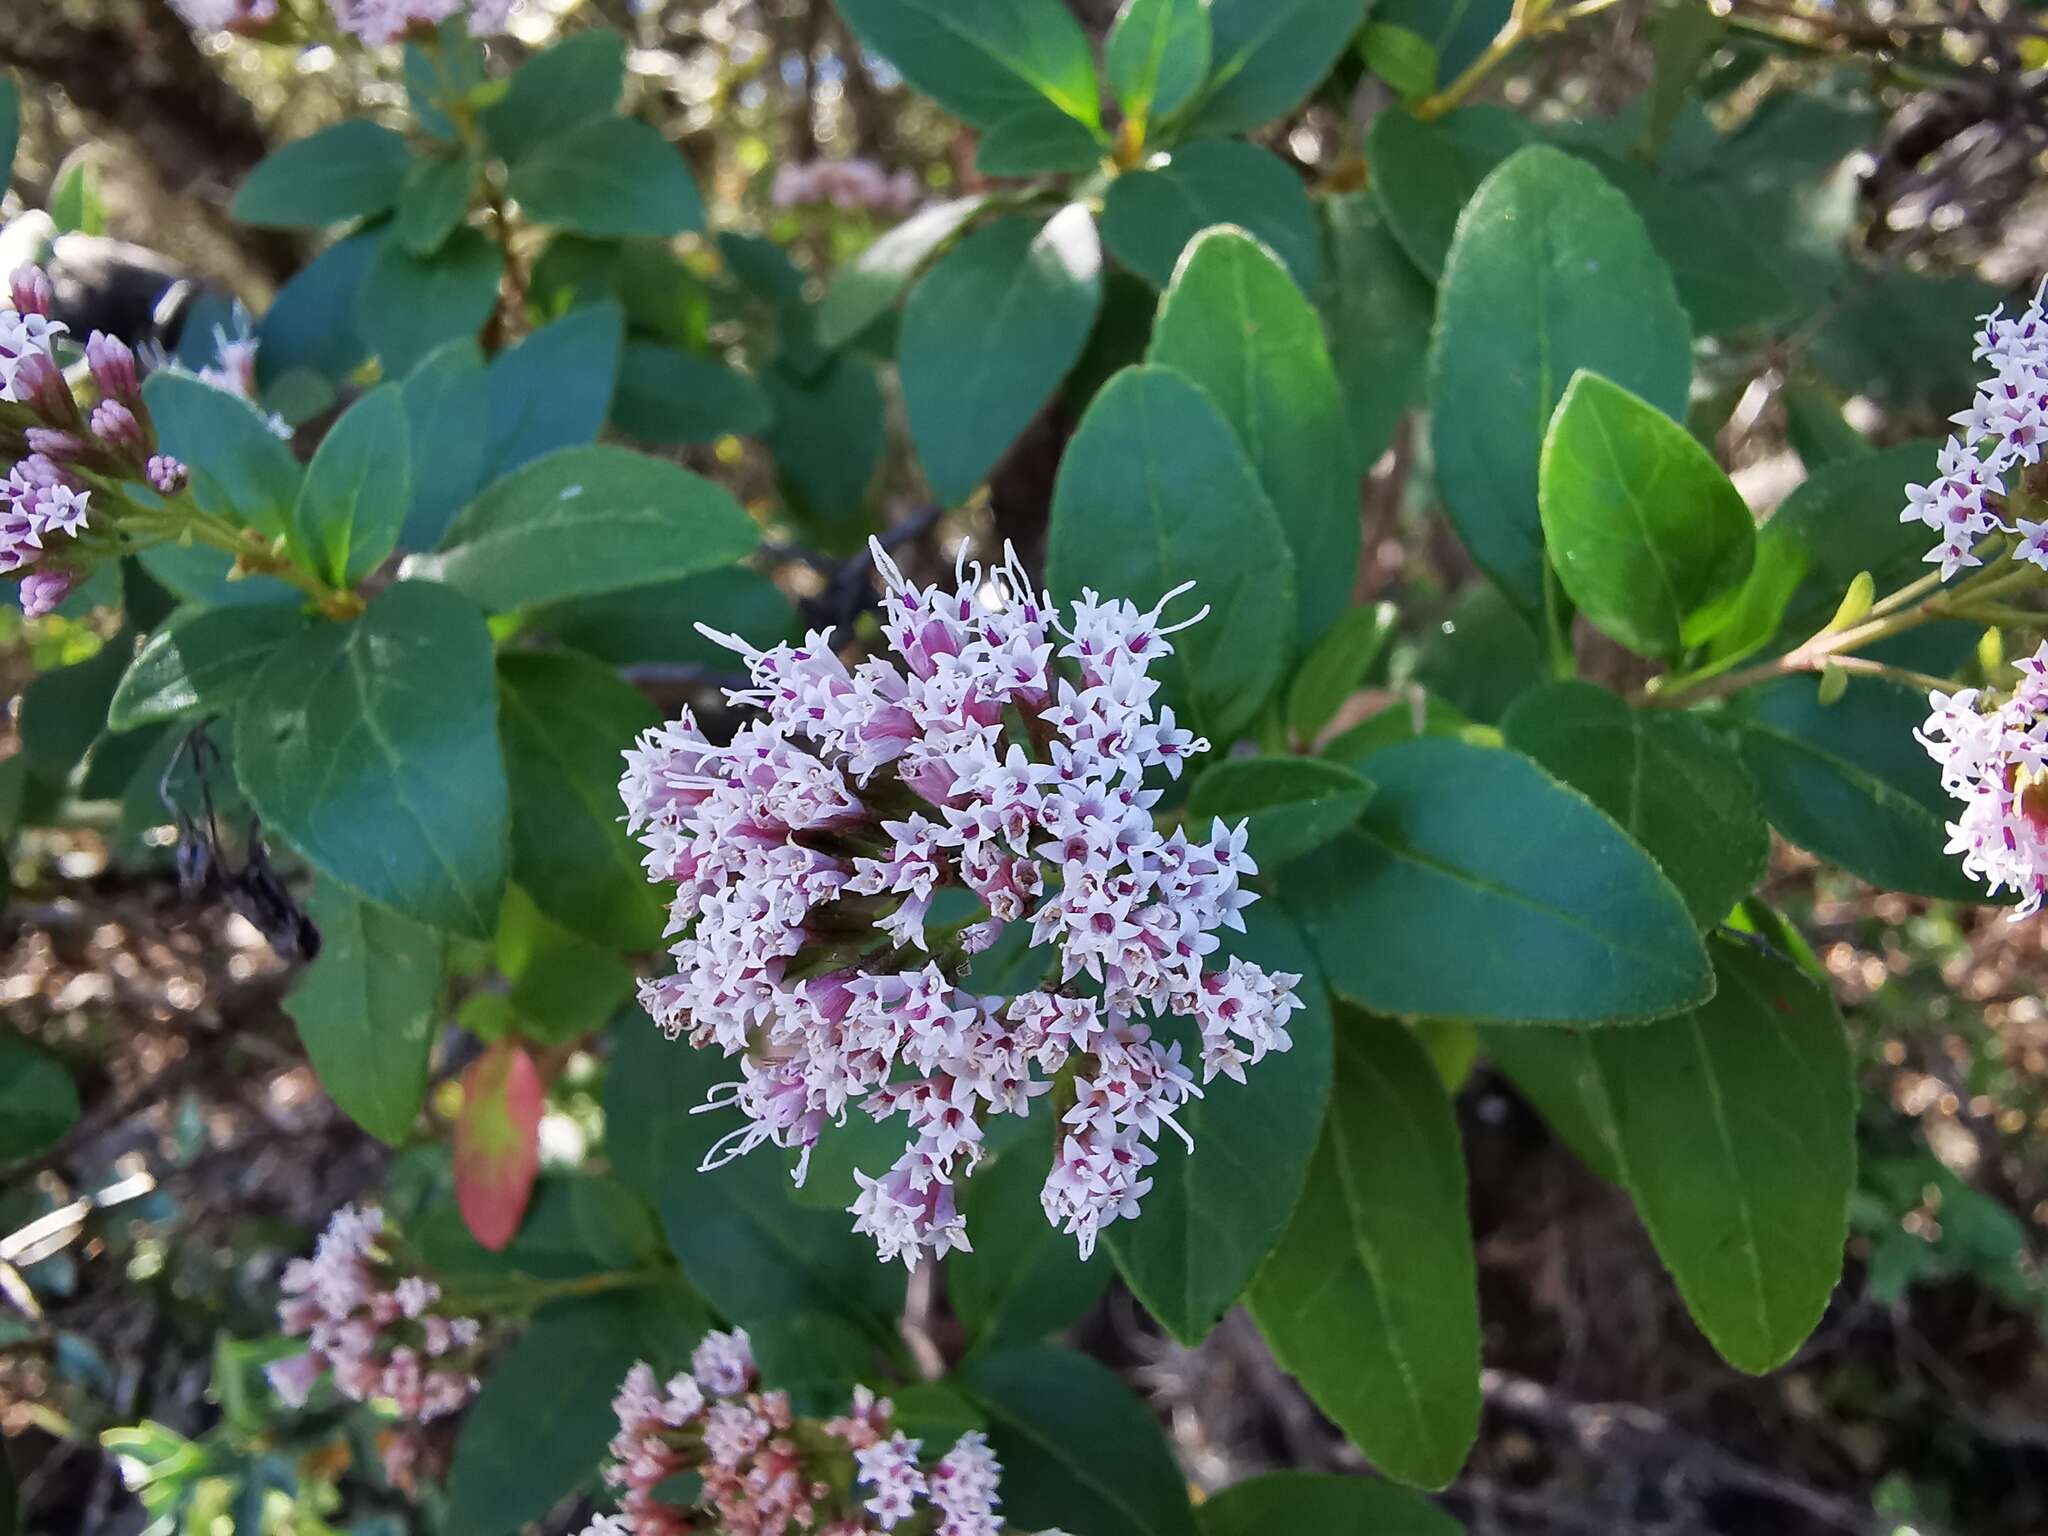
[{"left": 454, "top": 1041, "right": 543, "bottom": 1251}]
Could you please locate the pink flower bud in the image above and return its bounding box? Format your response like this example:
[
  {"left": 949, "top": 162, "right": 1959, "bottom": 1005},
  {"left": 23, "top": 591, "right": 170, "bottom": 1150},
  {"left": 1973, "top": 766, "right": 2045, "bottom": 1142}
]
[
  {"left": 9, "top": 266, "right": 52, "bottom": 318},
  {"left": 89, "top": 399, "right": 147, "bottom": 462},
  {"left": 19, "top": 568, "right": 74, "bottom": 618},
  {"left": 11, "top": 351, "right": 78, "bottom": 429},
  {"left": 24, "top": 427, "right": 89, "bottom": 463},
  {"left": 146, "top": 454, "right": 189, "bottom": 496},
  {"left": 85, "top": 331, "right": 140, "bottom": 408}
]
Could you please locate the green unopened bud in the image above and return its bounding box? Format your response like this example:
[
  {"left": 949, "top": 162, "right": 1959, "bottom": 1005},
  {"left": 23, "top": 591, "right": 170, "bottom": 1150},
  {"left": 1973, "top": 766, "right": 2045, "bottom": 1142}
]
[
  {"left": 1817, "top": 661, "right": 1848, "bottom": 706},
  {"left": 1827, "top": 572, "right": 1875, "bottom": 632}
]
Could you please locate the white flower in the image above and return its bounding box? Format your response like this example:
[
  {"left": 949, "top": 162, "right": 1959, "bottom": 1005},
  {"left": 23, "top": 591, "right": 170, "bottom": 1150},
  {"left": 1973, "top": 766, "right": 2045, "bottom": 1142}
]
[{"left": 1920, "top": 644, "right": 2048, "bottom": 915}]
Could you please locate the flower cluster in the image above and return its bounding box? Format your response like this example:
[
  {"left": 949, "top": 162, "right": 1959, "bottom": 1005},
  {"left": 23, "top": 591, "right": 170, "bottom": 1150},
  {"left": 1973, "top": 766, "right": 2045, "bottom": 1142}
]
[
  {"left": 1919, "top": 642, "right": 2048, "bottom": 917},
  {"left": 620, "top": 541, "right": 1301, "bottom": 1265},
  {"left": 1902, "top": 278, "right": 2048, "bottom": 579},
  {"left": 582, "top": 1327, "right": 1017, "bottom": 1536},
  {"left": 0, "top": 266, "right": 186, "bottom": 617},
  {"left": 771, "top": 159, "right": 922, "bottom": 216},
  {"left": 266, "top": 1206, "right": 482, "bottom": 1490},
  {"left": 328, "top": 0, "right": 518, "bottom": 46}
]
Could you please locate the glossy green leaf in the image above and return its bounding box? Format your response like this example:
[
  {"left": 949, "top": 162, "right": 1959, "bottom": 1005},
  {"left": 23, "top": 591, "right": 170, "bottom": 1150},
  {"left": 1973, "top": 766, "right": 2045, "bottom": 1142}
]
[
  {"left": 1250, "top": 1018, "right": 1479, "bottom": 1490},
  {"left": 1100, "top": 140, "right": 1317, "bottom": 291},
  {"left": 962, "top": 1349, "right": 1199, "bottom": 1536},
  {"left": 1501, "top": 681, "right": 1766, "bottom": 927},
  {"left": 975, "top": 107, "right": 1106, "bottom": 176},
  {"left": 1430, "top": 145, "right": 1692, "bottom": 624},
  {"left": 255, "top": 229, "right": 378, "bottom": 388},
  {"left": 1735, "top": 675, "right": 1981, "bottom": 901},
  {"left": 1764, "top": 440, "right": 1942, "bottom": 642},
  {"left": 1697, "top": 522, "right": 1812, "bottom": 673},
  {"left": 289, "top": 383, "right": 410, "bottom": 586},
  {"left": 1180, "top": 0, "right": 1367, "bottom": 138},
  {"left": 508, "top": 117, "right": 704, "bottom": 237},
  {"left": 286, "top": 884, "right": 443, "bottom": 1145},
  {"left": 1199, "top": 1472, "right": 1463, "bottom": 1536},
  {"left": 1047, "top": 365, "right": 1295, "bottom": 742},
  {"left": 109, "top": 605, "right": 311, "bottom": 732},
  {"left": 952, "top": 1120, "right": 1109, "bottom": 1352},
  {"left": 1186, "top": 757, "right": 1374, "bottom": 866},
  {"left": 490, "top": 888, "right": 637, "bottom": 1047},
  {"left": 901, "top": 207, "right": 1103, "bottom": 506},
  {"left": 1284, "top": 737, "right": 1711, "bottom": 1024},
  {"left": 51, "top": 158, "right": 106, "bottom": 237},
  {"left": 357, "top": 225, "right": 502, "bottom": 379},
  {"left": 0, "top": 1032, "right": 80, "bottom": 1163},
  {"left": 413, "top": 444, "right": 757, "bottom": 613},
  {"left": 819, "top": 196, "right": 989, "bottom": 349},
  {"left": 1539, "top": 370, "right": 1755, "bottom": 657},
  {"left": 1360, "top": 22, "right": 1439, "bottom": 100},
  {"left": 1287, "top": 600, "right": 1396, "bottom": 746},
  {"left": 1480, "top": 1026, "right": 1627, "bottom": 1184},
  {"left": 835, "top": 0, "right": 1101, "bottom": 135},
  {"left": 142, "top": 372, "right": 301, "bottom": 534},
  {"left": 1600, "top": 936, "right": 1854, "bottom": 1373},
  {"left": 481, "top": 29, "right": 626, "bottom": 165},
  {"left": 1107, "top": 0, "right": 1212, "bottom": 123},
  {"left": 1409, "top": 584, "right": 1546, "bottom": 727},
  {"left": 1316, "top": 192, "right": 1433, "bottom": 467},
  {"left": 232, "top": 581, "right": 509, "bottom": 938},
  {"left": 394, "top": 152, "right": 476, "bottom": 255},
  {"left": 483, "top": 301, "right": 623, "bottom": 483},
  {"left": 399, "top": 339, "right": 491, "bottom": 550},
  {"left": 612, "top": 342, "right": 772, "bottom": 445},
  {"left": 1367, "top": 106, "right": 1530, "bottom": 278},
  {"left": 1376, "top": 0, "right": 1510, "bottom": 79},
  {"left": 497, "top": 650, "right": 667, "bottom": 949},
  {"left": 232, "top": 121, "right": 411, "bottom": 228},
  {"left": 1107, "top": 909, "right": 1335, "bottom": 1343},
  {"left": 1148, "top": 224, "right": 1355, "bottom": 643}
]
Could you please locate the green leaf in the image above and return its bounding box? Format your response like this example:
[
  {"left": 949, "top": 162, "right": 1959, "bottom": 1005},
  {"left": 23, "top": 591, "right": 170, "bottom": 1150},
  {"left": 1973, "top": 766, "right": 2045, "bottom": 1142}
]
[
  {"left": 492, "top": 887, "right": 637, "bottom": 1045},
  {"left": 1100, "top": 140, "right": 1317, "bottom": 291},
  {"left": 1107, "top": 0, "right": 1212, "bottom": 123},
  {"left": 289, "top": 383, "right": 411, "bottom": 586},
  {"left": 1047, "top": 365, "right": 1295, "bottom": 742},
  {"left": 1181, "top": 0, "right": 1367, "bottom": 138},
  {"left": 109, "top": 605, "right": 311, "bottom": 732},
  {"left": 357, "top": 225, "right": 502, "bottom": 379},
  {"left": 1316, "top": 193, "right": 1433, "bottom": 468},
  {"left": 399, "top": 339, "right": 491, "bottom": 550},
  {"left": 142, "top": 373, "right": 300, "bottom": 535},
  {"left": 835, "top": 0, "right": 1102, "bottom": 135},
  {"left": 232, "top": 581, "right": 509, "bottom": 938},
  {"left": 1599, "top": 935, "right": 1853, "bottom": 1373},
  {"left": 1283, "top": 737, "right": 1711, "bottom": 1024},
  {"left": 1199, "top": 1472, "right": 1463, "bottom": 1536},
  {"left": 255, "top": 230, "right": 379, "bottom": 388},
  {"left": 952, "top": 1120, "right": 1110, "bottom": 1352},
  {"left": 1539, "top": 370, "right": 1755, "bottom": 657},
  {"left": 819, "top": 196, "right": 989, "bottom": 349},
  {"left": 232, "top": 121, "right": 411, "bottom": 228},
  {"left": 1811, "top": 268, "right": 2003, "bottom": 411},
  {"left": 1360, "top": 22, "right": 1439, "bottom": 101},
  {"left": 51, "top": 158, "right": 106, "bottom": 237},
  {"left": 0, "top": 1033, "right": 80, "bottom": 1163},
  {"left": 444, "top": 1294, "right": 649, "bottom": 1536},
  {"left": 1430, "top": 145, "right": 1693, "bottom": 625},
  {"left": 1376, "top": 0, "right": 1509, "bottom": 80},
  {"left": 404, "top": 22, "right": 486, "bottom": 142},
  {"left": 1186, "top": 757, "right": 1373, "bottom": 866},
  {"left": 1287, "top": 600, "right": 1396, "bottom": 746},
  {"left": 1501, "top": 681, "right": 1766, "bottom": 927},
  {"left": 411, "top": 444, "right": 758, "bottom": 613},
  {"left": 1249, "top": 1018, "right": 1479, "bottom": 1490},
  {"left": 481, "top": 302, "right": 624, "bottom": 484},
  {"left": 1696, "top": 522, "right": 1812, "bottom": 674},
  {"left": 975, "top": 107, "right": 1106, "bottom": 177},
  {"left": 763, "top": 356, "right": 886, "bottom": 530},
  {"left": 394, "top": 152, "right": 476, "bottom": 256},
  {"left": 480, "top": 29, "right": 626, "bottom": 165},
  {"left": 497, "top": 650, "right": 667, "bottom": 949},
  {"left": 0, "top": 73, "right": 18, "bottom": 190},
  {"left": 508, "top": 117, "right": 704, "bottom": 238},
  {"left": 286, "top": 884, "right": 443, "bottom": 1144},
  {"left": 1735, "top": 675, "right": 1981, "bottom": 901},
  {"left": 536, "top": 565, "right": 794, "bottom": 668},
  {"left": 901, "top": 207, "right": 1103, "bottom": 506},
  {"left": 1409, "top": 584, "right": 1547, "bottom": 727},
  {"left": 654, "top": 1042, "right": 905, "bottom": 1338},
  {"left": 1367, "top": 106, "right": 1530, "bottom": 278},
  {"left": 1147, "top": 224, "right": 1355, "bottom": 645},
  {"left": 1480, "top": 1026, "right": 1627, "bottom": 1184},
  {"left": 961, "top": 1348, "right": 1200, "bottom": 1536},
  {"left": 1107, "top": 909, "right": 1335, "bottom": 1344},
  {"left": 1764, "top": 440, "right": 1942, "bottom": 642},
  {"left": 20, "top": 631, "right": 135, "bottom": 778},
  {"left": 612, "top": 342, "right": 772, "bottom": 445}
]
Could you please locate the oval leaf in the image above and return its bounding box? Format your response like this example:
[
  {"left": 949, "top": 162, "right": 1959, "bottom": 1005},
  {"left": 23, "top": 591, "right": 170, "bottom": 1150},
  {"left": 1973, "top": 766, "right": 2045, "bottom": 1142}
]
[
  {"left": 1181, "top": 0, "right": 1367, "bottom": 138},
  {"left": 357, "top": 225, "right": 503, "bottom": 379},
  {"left": 1284, "top": 737, "right": 1711, "bottom": 1024},
  {"left": 233, "top": 121, "right": 411, "bottom": 228},
  {"left": 1199, "top": 1472, "right": 1463, "bottom": 1536},
  {"left": 1316, "top": 193, "right": 1434, "bottom": 468},
  {"left": 507, "top": 117, "right": 704, "bottom": 238},
  {"left": 1249, "top": 1018, "right": 1480, "bottom": 1490},
  {"left": 952, "top": 1121, "right": 1111, "bottom": 1353},
  {"left": 1185, "top": 756, "right": 1373, "bottom": 867},
  {"left": 819, "top": 195, "right": 990, "bottom": 350},
  {"left": 1107, "top": 0, "right": 1212, "bottom": 123},
  {"left": 1101, "top": 140, "right": 1317, "bottom": 292},
  {"left": 142, "top": 372, "right": 301, "bottom": 535},
  {"left": 232, "top": 581, "right": 510, "bottom": 939},
  {"left": 109, "top": 605, "right": 312, "bottom": 732},
  {"left": 455, "top": 1040, "right": 543, "bottom": 1252},
  {"left": 289, "top": 383, "right": 412, "bottom": 586},
  {"left": 1367, "top": 106, "right": 1530, "bottom": 278},
  {"left": 835, "top": 0, "right": 1102, "bottom": 135},
  {"left": 612, "top": 342, "right": 772, "bottom": 446}
]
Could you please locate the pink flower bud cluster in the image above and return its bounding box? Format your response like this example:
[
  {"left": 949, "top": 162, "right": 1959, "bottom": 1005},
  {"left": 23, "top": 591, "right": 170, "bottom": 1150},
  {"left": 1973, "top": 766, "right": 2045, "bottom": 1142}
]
[
  {"left": 771, "top": 160, "right": 922, "bottom": 216},
  {"left": 620, "top": 541, "right": 1302, "bottom": 1265},
  {"left": 1902, "top": 277, "right": 2048, "bottom": 579},
  {"left": 266, "top": 1205, "right": 481, "bottom": 1490},
  {"left": 327, "top": 0, "right": 517, "bottom": 46},
  {"left": 168, "top": 0, "right": 279, "bottom": 34},
  {"left": 1920, "top": 642, "right": 2048, "bottom": 917},
  {"left": 581, "top": 1327, "right": 1012, "bottom": 1536}
]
